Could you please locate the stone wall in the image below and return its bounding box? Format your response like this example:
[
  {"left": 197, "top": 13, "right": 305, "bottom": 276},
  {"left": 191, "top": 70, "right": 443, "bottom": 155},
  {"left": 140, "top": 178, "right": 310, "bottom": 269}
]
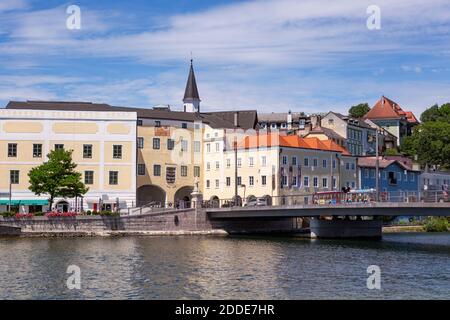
[{"left": 0, "top": 208, "right": 212, "bottom": 234}]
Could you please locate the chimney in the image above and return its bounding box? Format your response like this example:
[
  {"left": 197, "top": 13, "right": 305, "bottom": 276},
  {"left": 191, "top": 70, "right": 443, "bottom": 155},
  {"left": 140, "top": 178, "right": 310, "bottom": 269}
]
[
  {"left": 234, "top": 112, "right": 239, "bottom": 127},
  {"left": 311, "top": 114, "right": 321, "bottom": 129}
]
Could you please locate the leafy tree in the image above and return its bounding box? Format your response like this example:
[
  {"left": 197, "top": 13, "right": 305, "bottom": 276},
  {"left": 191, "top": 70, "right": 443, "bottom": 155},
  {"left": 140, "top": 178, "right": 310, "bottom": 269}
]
[
  {"left": 401, "top": 121, "right": 450, "bottom": 169},
  {"left": 348, "top": 103, "right": 370, "bottom": 118},
  {"left": 28, "top": 149, "right": 88, "bottom": 209},
  {"left": 421, "top": 103, "right": 450, "bottom": 123},
  {"left": 383, "top": 148, "right": 401, "bottom": 156}
]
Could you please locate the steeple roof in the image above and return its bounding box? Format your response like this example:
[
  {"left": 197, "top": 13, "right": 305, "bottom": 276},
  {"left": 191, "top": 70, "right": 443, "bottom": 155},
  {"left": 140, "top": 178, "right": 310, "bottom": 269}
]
[{"left": 183, "top": 60, "right": 200, "bottom": 102}]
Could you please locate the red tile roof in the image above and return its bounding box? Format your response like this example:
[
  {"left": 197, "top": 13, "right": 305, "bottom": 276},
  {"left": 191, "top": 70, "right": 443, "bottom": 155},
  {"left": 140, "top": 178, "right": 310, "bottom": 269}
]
[
  {"left": 364, "top": 96, "right": 418, "bottom": 123},
  {"left": 240, "top": 133, "right": 351, "bottom": 155}
]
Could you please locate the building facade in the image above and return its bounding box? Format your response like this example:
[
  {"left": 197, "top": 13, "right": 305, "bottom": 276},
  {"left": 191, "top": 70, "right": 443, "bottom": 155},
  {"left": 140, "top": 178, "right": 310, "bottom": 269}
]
[
  {"left": 358, "top": 157, "right": 420, "bottom": 200},
  {"left": 0, "top": 108, "right": 137, "bottom": 213}
]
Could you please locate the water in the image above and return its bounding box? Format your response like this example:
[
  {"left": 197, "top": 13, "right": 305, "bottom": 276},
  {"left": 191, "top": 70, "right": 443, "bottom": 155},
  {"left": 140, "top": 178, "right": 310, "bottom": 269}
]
[{"left": 0, "top": 233, "right": 448, "bottom": 299}]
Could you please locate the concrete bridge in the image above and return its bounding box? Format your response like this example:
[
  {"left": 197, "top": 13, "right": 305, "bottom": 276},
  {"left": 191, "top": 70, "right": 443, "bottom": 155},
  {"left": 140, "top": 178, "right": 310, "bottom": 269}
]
[{"left": 206, "top": 202, "right": 450, "bottom": 239}]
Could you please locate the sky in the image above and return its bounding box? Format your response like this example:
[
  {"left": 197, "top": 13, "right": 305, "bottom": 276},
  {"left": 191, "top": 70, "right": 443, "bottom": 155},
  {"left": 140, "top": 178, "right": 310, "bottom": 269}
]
[{"left": 0, "top": 0, "right": 450, "bottom": 117}]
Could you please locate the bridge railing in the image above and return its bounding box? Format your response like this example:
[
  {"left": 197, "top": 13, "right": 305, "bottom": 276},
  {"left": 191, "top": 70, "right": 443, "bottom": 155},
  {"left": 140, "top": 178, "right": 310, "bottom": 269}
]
[{"left": 203, "top": 190, "right": 449, "bottom": 209}]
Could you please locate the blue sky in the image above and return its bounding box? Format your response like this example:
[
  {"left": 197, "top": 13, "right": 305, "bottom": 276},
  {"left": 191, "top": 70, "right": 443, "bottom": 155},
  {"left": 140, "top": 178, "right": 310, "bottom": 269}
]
[{"left": 1, "top": 0, "right": 450, "bottom": 117}]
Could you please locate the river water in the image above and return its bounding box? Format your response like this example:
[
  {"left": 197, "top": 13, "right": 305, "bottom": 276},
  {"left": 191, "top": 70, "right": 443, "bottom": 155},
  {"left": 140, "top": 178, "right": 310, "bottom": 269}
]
[{"left": 0, "top": 233, "right": 448, "bottom": 300}]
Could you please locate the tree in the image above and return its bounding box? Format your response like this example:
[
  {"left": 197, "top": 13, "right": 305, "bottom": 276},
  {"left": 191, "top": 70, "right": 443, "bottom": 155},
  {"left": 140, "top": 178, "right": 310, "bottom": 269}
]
[
  {"left": 421, "top": 103, "right": 450, "bottom": 123},
  {"left": 401, "top": 121, "right": 450, "bottom": 169},
  {"left": 28, "top": 149, "right": 88, "bottom": 209},
  {"left": 348, "top": 103, "right": 370, "bottom": 118}
]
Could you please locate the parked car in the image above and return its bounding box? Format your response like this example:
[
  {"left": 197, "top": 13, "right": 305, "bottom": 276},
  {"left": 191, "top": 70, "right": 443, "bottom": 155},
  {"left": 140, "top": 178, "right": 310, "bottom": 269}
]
[{"left": 244, "top": 197, "right": 268, "bottom": 207}]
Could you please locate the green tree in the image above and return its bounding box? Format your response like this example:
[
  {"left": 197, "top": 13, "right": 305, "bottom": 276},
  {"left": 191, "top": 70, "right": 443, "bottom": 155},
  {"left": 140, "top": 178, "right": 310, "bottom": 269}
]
[
  {"left": 401, "top": 121, "right": 450, "bottom": 169},
  {"left": 28, "top": 149, "right": 88, "bottom": 209},
  {"left": 348, "top": 103, "right": 370, "bottom": 118},
  {"left": 421, "top": 103, "right": 450, "bottom": 123}
]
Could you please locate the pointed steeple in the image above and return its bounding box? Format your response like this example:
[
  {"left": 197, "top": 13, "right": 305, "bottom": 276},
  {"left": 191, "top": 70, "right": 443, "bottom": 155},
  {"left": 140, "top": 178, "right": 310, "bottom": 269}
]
[{"left": 183, "top": 59, "right": 200, "bottom": 113}]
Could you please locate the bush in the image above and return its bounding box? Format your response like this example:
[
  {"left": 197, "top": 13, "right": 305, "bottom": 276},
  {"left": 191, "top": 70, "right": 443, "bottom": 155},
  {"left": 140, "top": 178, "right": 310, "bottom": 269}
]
[
  {"left": 0, "top": 211, "right": 15, "bottom": 218},
  {"left": 33, "top": 212, "right": 45, "bottom": 216},
  {"left": 99, "top": 211, "right": 119, "bottom": 217},
  {"left": 423, "top": 217, "right": 449, "bottom": 232},
  {"left": 86, "top": 210, "right": 92, "bottom": 215}
]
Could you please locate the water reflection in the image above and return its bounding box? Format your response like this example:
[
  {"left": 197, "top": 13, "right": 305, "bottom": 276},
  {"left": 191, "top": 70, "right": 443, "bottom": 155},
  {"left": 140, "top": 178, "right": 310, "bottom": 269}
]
[{"left": 0, "top": 233, "right": 448, "bottom": 299}]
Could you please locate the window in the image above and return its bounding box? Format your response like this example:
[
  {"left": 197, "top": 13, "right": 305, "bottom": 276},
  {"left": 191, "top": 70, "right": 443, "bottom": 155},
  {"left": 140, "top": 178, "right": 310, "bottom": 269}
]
[
  {"left": 153, "top": 138, "right": 160, "bottom": 150},
  {"left": 282, "top": 156, "right": 288, "bottom": 165},
  {"left": 351, "top": 181, "right": 356, "bottom": 189},
  {"left": 215, "top": 161, "right": 220, "bottom": 170},
  {"left": 237, "top": 158, "right": 242, "bottom": 168},
  {"left": 113, "top": 145, "right": 122, "bottom": 159},
  {"left": 54, "top": 144, "right": 64, "bottom": 151},
  {"left": 261, "top": 175, "right": 267, "bottom": 186},
  {"left": 322, "top": 159, "right": 327, "bottom": 168},
  {"left": 237, "top": 176, "right": 242, "bottom": 186},
  {"left": 194, "top": 141, "right": 201, "bottom": 153},
  {"left": 322, "top": 178, "right": 328, "bottom": 188},
  {"left": 409, "top": 172, "right": 415, "bottom": 182},
  {"left": 215, "top": 179, "right": 220, "bottom": 188},
  {"left": 167, "top": 139, "right": 174, "bottom": 150},
  {"left": 351, "top": 163, "right": 355, "bottom": 170},
  {"left": 226, "top": 177, "right": 231, "bottom": 187},
  {"left": 206, "top": 143, "right": 211, "bottom": 153},
  {"left": 332, "top": 159, "right": 336, "bottom": 169},
  {"left": 346, "top": 162, "right": 350, "bottom": 170},
  {"left": 332, "top": 177, "right": 337, "bottom": 189},
  {"left": 226, "top": 159, "right": 231, "bottom": 168},
  {"left": 84, "top": 171, "right": 94, "bottom": 185},
  {"left": 365, "top": 169, "right": 370, "bottom": 178},
  {"left": 313, "top": 158, "right": 318, "bottom": 167},
  {"left": 398, "top": 172, "right": 402, "bottom": 181},
  {"left": 304, "top": 176, "right": 309, "bottom": 187},
  {"left": 313, "top": 177, "right": 318, "bottom": 188},
  {"left": 181, "top": 123, "right": 187, "bottom": 129},
  {"left": 181, "top": 139, "right": 188, "bottom": 152},
  {"left": 33, "top": 144, "right": 42, "bottom": 158},
  {"left": 194, "top": 166, "right": 200, "bottom": 177},
  {"left": 109, "top": 171, "right": 118, "bottom": 185},
  {"left": 282, "top": 175, "right": 288, "bottom": 186},
  {"left": 249, "top": 157, "right": 254, "bottom": 167},
  {"left": 206, "top": 180, "right": 210, "bottom": 188},
  {"left": 137, "top": 119, "right": 143, "bottom": 126},
  {"left": 137, "top": 164, "right": 146, "bottom": 175},
  {"left": 155, "top": 120, "right": 161, "bottom": 127},
  {"left": 249, "top": 176, "right": 254, "bottom": 186},
  {"left": 215, "top": 142, "right": 220, "bottom": 152},
  {"left": 10, "top": 170, "right": 19, "bottom": 184},
  {"left": 261, "top": 156, "right": 267, "bottom": 167},
  {"left": 206, "top": 162, "right": 211, "bottom": 171},
  {"left": 304, "top": 157, "right": 309, "bottom": 166},
  {"left": 83, "top": 144, "right": 92, "bottom": 158},
  {"left": 137, "top": 137, "right": 144, "bottom": 149},
  {"left": 388, "top": 172, "right": 397, "bottom": 185},
  {"left": 8, "top": 143, "right": 17, "bottom": 157},
  {"left": 328, "top": 118, "right": 334, "bottom": 125},
  {"left": 292, "top": 157, "right": 297, "bottom": 166},
  {"left": 181, "top": 165, "right": 188, "bottom": 177},
  {"left": 292, "top": 176, "right": 298, "bottom": 187},
  {"left": 194, "top": 123, "right": 200, "bottom": 130},
  {"left": 153, "top": 165, "right": 161, "bottom": 176}
]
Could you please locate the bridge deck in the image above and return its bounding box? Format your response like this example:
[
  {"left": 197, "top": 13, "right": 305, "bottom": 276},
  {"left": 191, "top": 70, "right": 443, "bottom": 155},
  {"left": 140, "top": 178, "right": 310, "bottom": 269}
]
[{"left": 207, "top": 202, "right": 450, "bottom": 219}]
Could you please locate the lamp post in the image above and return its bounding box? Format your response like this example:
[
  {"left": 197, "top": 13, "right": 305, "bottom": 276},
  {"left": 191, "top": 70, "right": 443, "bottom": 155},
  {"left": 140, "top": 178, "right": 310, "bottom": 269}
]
[
  {"left": 8, "top": 178, "right": 12, "bottom": 212},
  {"left": 375, "top": 130, "right": 380, "bottom": 202}
]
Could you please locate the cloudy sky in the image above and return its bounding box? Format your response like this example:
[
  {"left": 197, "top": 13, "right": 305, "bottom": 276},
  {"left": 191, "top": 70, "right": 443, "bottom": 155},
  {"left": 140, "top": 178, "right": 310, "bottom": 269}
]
[{"left": 0, "top": 0, "right": 450, "bottom": 116}]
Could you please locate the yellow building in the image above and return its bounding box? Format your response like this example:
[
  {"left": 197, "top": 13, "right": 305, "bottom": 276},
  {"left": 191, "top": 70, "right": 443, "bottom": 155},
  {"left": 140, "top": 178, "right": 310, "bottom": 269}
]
[
  {"left": 0, "top": 107, "right": 137, "bottom": 213},
  {"left": 202, "top": 131, "right": 357, "bottom": 206}
]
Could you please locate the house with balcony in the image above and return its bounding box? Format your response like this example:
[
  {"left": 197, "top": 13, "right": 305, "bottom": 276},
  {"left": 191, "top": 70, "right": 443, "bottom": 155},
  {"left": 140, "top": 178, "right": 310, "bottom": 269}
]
[{"left": 358, "top": 157, "right": 420, "bottom": 200}]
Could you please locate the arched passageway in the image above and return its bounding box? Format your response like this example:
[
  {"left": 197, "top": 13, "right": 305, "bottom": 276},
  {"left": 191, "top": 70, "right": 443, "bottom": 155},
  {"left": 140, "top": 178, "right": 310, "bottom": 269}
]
[
  {"left": 175, "top": 186, "right": 194, "bottom": 208},
  {"left": 137, "top": 185, "right": 166, "bottom": 207}
]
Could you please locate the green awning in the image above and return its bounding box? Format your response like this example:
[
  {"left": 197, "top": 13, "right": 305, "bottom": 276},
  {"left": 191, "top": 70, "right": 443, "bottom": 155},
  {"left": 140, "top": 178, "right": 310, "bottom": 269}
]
[{"left": 0, "top": 199, "right": 48, "bottom": 205}]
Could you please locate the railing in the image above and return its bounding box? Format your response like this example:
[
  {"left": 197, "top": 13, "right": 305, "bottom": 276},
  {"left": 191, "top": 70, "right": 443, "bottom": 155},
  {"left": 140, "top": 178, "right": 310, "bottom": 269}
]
[
  {"left": 122, "top": 200, "right": 193, "bottom": 215},
  {"left": 202, "top": 190, "right": 449, "bottom": 209}
]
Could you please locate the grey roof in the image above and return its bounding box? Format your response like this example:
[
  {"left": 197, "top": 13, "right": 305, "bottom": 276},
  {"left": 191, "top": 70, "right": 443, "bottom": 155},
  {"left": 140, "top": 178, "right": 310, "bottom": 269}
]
[
  {"left": 183, "top": 60, "right": 200, "bottom": 102},
  {"left": 327, "top": 111, "right": 374, "bottom": 129},
  {"left": 258, "top": 112, "right": 306, "bottom": 123},
  {"left": 305, "top": 126, "right": 345, "bottom": 140},
  {"left": 5, "top": 100, "right": 258, "bottom": 129}
]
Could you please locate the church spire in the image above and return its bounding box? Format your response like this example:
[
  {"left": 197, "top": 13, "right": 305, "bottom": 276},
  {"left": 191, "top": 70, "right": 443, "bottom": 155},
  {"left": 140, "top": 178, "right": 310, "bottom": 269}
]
[{"left": 183, "top": 59, "right": 200, "bottom": 113}]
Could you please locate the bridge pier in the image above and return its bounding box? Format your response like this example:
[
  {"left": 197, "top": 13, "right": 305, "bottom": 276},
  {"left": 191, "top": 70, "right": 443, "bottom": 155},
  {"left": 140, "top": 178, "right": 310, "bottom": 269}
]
[{"left": 309, "top": 218, "right": 382, "bottom": 239}]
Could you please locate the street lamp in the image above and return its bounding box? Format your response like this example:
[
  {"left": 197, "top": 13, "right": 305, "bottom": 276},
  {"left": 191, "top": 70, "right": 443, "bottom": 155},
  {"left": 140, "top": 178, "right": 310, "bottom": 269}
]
[{"left": 375, "top": 130, "right": 380, "bottom": 201}]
